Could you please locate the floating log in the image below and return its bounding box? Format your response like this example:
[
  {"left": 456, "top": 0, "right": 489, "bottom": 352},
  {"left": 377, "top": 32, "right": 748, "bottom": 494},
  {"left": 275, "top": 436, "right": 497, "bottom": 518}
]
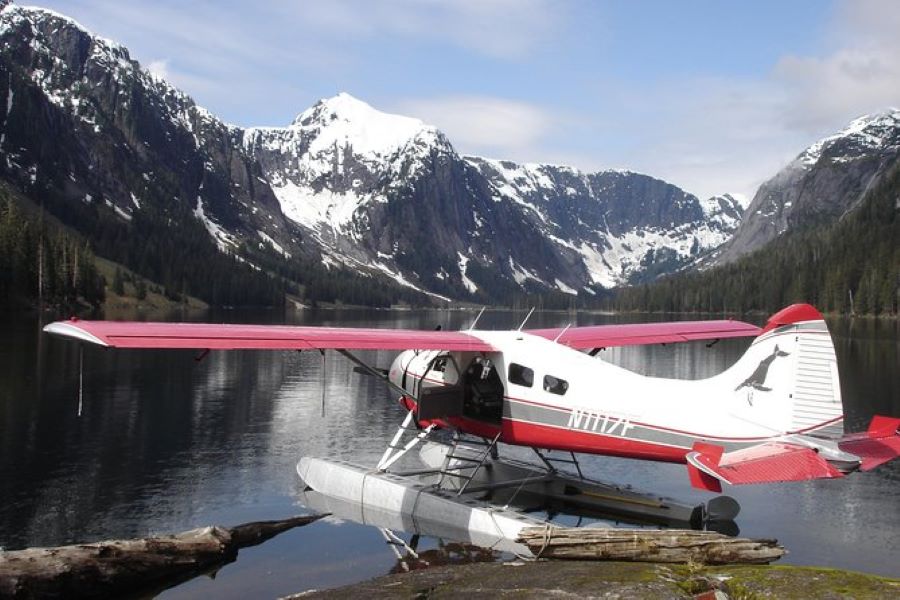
[
  {"left": 0, "top": 514, "right": 326, "bottom": 599},
  {"left": 517, "top": 526, "right": 785, "bottom": 565}
]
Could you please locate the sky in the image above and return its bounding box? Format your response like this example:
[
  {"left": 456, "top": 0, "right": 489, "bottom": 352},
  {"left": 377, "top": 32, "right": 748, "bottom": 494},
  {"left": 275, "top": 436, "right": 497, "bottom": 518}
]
[{"left": 35, "top": 0, "right": 900, "bottom": 202}]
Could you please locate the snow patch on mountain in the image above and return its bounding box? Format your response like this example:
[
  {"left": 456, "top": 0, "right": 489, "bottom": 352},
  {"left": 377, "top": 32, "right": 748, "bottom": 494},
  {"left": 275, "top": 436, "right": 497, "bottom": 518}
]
[
  {"left": 292, "top": 93, "right": 435, "bottom": 158},
  {"left": 554, "top": 279, "right": 577, "bottom": 295},
  {"left": 508, "top": 257, "right": 544, "bottom": 286},
  {"left": 474, "top": 158, "right": 554, "bottom": 221},
  {"left": 268, "top": 175, "right": 365, "bottom": 232},
  {"left": 576, "top": 242, "right": 616, "bottom": 288},
  {"left": 193, "top": 197, "right": 237, "bottom": 253},
  {"left": 243, "top": 93, "right": 447, "bottom": 235},
  {"left": 699, "top": 194, "right": 744, "bottom": 230},
  {"left": 797, "top": 108, "right": 900, "bottom": 167},
  {"left": 373, "top": 261, "right": 451, "bottom": 302},
  {"left": 257, "top": 230, "right": 291, "bottom": 258},
  {"left": 457, "top": 252, "right": 477, "bottom": 294}
]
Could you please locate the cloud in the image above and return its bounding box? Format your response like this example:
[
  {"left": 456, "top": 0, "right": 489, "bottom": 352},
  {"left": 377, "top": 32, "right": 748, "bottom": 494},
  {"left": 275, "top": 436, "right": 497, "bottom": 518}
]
[
  {"left": 564, "top": 0, "right": 900, "bottom": 200},
  {"left": 738, "top": 0, "right": 900, "bottom": 141},
  {"left": 773, "top": 8, "right": 900, "bottom": 134},
  {"left": 146, "top": 59, "right": 169, "bottom": 81},
  {"left": 277, "top": 0, "right": 565, "bottom": 59},
  {"left": 397, "top": 95, "right": 555, "bottom": 157}
]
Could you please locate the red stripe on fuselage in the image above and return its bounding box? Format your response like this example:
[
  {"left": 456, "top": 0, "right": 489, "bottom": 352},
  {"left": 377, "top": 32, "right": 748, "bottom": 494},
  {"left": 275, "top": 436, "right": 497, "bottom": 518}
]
[
  {"left": 501, "top": 418, "right": 688, "bottom": 463},
  {"left": 399, "top": 396, "right": 687, "bottom": 463}
]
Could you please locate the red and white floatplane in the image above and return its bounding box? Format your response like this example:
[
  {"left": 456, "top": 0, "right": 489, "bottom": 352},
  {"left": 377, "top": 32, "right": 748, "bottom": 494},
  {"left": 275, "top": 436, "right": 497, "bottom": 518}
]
[{"left": 44, "top": 304, "right": 900, "bottom": 555}]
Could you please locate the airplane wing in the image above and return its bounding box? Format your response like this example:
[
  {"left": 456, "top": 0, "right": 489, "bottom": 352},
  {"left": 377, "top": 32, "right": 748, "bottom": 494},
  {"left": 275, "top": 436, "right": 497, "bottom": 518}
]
[
  {"left": 686, "top": 416, "right": 900, "bottom": 492},
  {"left": 527, "top": 319, "right": 761, "bottom": 349},
  {"left": 42, "top": 319, "right": 496, "bottom": 352}
]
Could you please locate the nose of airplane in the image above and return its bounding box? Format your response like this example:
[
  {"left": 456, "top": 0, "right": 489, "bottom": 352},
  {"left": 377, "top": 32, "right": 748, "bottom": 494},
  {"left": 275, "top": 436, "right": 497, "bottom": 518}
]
[{"left": 388, "top": 349, "right": 415, "bottom": 394}]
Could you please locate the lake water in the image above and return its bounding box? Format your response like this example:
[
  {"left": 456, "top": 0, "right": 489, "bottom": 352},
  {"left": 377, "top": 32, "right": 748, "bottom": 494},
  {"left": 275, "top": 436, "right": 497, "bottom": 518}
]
[{"left": 0, "top": 309, "right": 898, "bottom": 596}]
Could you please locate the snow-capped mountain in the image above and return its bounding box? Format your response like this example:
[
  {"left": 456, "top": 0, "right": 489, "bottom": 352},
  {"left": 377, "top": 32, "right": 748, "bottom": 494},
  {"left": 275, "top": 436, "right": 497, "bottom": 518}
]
[
  {"left": 243, "top": 93, "right": 444, "bottom": 235},
  {"left": 0, "top": 1, "right": 743, "bottom": 302},
  {"left": 713, "top": 109, "right": 900, "bottom": 264},
  {"left": 465, "top": 159, "right": 744, "bottom": 287}
]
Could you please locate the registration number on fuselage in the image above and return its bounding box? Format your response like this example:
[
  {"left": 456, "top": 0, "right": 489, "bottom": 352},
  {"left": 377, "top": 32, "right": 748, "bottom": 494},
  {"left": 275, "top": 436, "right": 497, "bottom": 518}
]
[{"left": 566, "top": 408, "right": 634, "bottom": 437}]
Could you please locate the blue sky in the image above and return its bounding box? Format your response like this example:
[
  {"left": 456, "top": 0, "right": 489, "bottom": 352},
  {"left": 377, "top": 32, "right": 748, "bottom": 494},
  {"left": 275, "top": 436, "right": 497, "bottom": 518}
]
[{"left": 37, "top": 0, "right": 900, "bottom": 200}]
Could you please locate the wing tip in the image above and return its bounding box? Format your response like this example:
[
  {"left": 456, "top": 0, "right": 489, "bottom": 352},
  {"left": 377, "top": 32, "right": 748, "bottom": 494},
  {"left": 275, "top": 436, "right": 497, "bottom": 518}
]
[{"left": 42, "top": 321, "right": 108, "bottom": 347}]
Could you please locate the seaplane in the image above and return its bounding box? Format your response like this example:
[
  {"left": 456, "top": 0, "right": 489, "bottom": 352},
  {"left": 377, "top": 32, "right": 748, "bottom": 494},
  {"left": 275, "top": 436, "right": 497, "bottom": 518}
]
[{"left": 43, "top": 303, "right": 900, "bottom": 553}]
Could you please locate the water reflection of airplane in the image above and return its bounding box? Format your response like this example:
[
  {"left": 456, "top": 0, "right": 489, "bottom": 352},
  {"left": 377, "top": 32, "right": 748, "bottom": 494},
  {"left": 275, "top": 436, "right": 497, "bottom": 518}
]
[{"left": 44, "top": 304, "right": 900, "bottom": 549}]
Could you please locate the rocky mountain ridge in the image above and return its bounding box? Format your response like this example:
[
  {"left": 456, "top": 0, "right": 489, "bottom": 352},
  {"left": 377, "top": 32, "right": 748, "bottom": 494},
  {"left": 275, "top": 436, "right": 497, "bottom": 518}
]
[
  {"left": 712, "top": 108, "right": 900, "bottom": 264},
  {"left": 0, "top": 1, "right": 744, "bottom": 303}
]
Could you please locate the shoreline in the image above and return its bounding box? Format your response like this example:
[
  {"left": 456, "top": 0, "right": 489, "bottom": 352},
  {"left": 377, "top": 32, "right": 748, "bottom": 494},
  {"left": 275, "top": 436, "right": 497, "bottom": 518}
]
[{"left": 289, "top": 560, "right": 900, "bottom": 599}]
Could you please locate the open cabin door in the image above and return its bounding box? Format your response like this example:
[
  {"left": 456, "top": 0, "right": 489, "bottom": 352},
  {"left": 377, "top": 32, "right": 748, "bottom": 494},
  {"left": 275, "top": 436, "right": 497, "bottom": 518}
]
[{"left": 417, "top": 355, "right": 504, "bottom": 425}]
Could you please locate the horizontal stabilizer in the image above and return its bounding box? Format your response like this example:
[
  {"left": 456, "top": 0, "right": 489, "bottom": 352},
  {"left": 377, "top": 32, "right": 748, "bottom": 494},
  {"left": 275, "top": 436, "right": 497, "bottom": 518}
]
[
  {"left": 686, "top": 442, "right": 725, "bottom": 492},
  {"left": 839, "top": 415, "right": 900, "bottom": 471},
  {"left": 687, "top": 442, "right": 844, "bottom": 490}
]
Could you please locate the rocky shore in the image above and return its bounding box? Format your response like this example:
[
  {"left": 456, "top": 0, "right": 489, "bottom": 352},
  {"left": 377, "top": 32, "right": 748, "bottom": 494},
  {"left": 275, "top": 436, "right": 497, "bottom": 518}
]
[{"left": 289, "top": 560, "right": 899, "bottom": 599}]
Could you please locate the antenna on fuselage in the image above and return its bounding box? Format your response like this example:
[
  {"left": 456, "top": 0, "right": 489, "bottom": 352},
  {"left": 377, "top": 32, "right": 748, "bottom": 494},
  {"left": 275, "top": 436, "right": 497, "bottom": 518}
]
[
  {"left": 553, "top": 323, "right": 572, "bottom": 343},
  {"left": 468, "top": 307, "right": 486, "bottom": 331},
  {"left": 517, "top": 307, "right": 535, "bottom": 331}
]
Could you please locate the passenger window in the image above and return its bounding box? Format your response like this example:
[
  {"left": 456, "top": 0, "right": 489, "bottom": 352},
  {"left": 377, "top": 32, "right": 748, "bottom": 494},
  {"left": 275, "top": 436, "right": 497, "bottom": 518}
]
[
  {"left": 508, "top": 363, "right": 534, "bottom": 387},
  {"left": 543, "top": 374, "right": 568, "bottom": 395}
]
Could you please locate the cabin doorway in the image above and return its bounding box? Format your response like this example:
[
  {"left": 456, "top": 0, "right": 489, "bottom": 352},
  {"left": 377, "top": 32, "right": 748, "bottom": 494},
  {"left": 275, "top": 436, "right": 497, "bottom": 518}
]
[
  {"left": 416, "top": 355, "right": 504, "bottom": 424},
  {"left": 461, "top": 357, "right": 504, "bottom": 424}
]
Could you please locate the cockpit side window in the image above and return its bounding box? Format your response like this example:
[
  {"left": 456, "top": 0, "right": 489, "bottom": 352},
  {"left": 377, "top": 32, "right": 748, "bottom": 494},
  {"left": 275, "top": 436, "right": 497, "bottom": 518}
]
[
  {"left": 508, "top": 363, "right": 534, "bottom": 388},
  {"left": 431, "top": 354, "right": 459, "bottom": 385},
  {"left": 543, "top": 374, "right": 568, "bottom": 395}
]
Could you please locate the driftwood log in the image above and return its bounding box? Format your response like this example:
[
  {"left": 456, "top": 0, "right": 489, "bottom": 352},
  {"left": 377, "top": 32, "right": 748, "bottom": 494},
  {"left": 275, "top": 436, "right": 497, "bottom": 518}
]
[
  {"left": 517, "top": 526, "right": 785, "bottom": 565},
  {"left": 0, "top": 514, "right": 325, "bottom": 599}
]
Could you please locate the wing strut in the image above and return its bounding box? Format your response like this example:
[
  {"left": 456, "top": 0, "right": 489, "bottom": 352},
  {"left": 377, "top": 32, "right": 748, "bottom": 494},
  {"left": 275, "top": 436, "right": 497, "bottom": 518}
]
[
  {"left": 319, "top": 350, "right": 326, "bottom": 418},
  {"left": 77, "top": 345, "right": 84, "bottom": 418},
  {"left": 336, "top": 349, "right": 409, "bottom": 399}
]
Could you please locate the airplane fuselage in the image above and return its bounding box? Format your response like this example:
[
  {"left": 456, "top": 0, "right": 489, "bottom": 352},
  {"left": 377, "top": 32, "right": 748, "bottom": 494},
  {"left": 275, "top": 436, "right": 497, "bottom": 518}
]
[{"left": 388, "top": 325, "right": 844, "bottom": 464}]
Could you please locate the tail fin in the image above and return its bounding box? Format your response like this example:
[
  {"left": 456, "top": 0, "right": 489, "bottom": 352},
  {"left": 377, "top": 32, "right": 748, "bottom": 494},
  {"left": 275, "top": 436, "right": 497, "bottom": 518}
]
[{"left": 724, "top": 304, "right": 844, "bottom": 438}]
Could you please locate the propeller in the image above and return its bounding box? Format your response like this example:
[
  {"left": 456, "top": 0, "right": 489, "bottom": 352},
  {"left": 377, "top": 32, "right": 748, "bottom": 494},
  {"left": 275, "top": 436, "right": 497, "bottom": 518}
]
[{"left": 706, "top": 495, "right": 741, "bottom": 522}]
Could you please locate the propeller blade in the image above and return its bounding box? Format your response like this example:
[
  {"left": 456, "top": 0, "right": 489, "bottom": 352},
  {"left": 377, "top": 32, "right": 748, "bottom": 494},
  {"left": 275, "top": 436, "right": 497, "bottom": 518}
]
[{"left": 706, "top": 495, "right": 741, "bottom": 521}]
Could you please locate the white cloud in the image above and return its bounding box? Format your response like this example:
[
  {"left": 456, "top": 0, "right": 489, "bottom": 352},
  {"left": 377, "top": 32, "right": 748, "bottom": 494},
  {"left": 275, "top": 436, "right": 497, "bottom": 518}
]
[
  {"left": 773, "top": 18, "right": 900, "bottom": 134},
  {"left": 562, "top": 0, "right": 900, "bottom": 200},
  {"left": 277, "top": 0, "right": 564, "bottom": 59},
  {"left": 397, "top": 95, "right": 554, "bottom": 158},
  {"left": 146, "top": 59, "right": 169, "bottom": 81}
]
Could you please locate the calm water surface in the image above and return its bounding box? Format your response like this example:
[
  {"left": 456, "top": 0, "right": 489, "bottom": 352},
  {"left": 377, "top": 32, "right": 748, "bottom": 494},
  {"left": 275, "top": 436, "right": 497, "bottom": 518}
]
[{"left": 0, "top": 309, "right": 898, "bottom": 597}]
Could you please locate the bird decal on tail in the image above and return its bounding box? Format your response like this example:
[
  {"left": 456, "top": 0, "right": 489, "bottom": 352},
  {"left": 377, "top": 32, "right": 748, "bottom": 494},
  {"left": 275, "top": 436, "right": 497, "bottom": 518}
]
[{"left": 735, "top": 345, "right": 790, "bottom": 393}]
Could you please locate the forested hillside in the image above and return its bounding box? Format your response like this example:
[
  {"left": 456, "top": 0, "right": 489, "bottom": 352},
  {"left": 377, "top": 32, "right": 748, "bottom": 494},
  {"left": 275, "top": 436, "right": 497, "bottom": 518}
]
[
  {"left": 609, "top": 165, "right": 900, "bottom": 316},
  {"left": 0, "top": 194, "right": 105, "bottom": 310},
  {"left": 41, "top": 188, "right": 287, "bottom": 308},
  {"left": 1, "top": 187, "right": 434, "bottom": 311}
]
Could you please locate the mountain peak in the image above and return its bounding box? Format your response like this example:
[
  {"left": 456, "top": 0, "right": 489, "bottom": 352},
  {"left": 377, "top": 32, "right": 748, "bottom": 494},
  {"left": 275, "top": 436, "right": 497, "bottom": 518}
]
[
  {"left": 797, "top": 107, "right": 900, "bottom": 167},
  {"left": 312, "top": 92, "right": 381, "bottom": 116},
  {"left": 289, "top": 92, "right": 436, "bottom": 157}
]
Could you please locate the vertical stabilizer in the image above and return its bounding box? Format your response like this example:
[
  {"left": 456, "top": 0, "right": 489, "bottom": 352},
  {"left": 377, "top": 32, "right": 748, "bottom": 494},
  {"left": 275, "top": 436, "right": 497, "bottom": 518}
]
[{"left": 726, "top": 304, "right": 844, "bottom": 438}]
